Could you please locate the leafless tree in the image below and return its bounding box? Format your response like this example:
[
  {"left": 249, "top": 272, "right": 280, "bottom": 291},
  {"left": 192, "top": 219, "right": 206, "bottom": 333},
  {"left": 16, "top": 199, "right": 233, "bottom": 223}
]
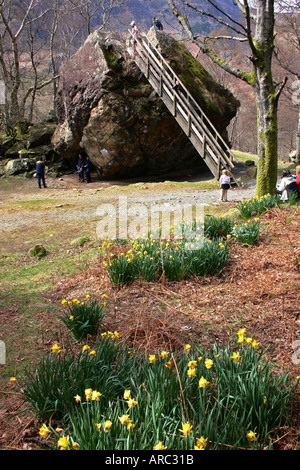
[
  {"left": 68, "top": 0, "right": 126, "bottom": 36},
  {"left": 0, "top": 0, "right": 52, "bottom": 130}
]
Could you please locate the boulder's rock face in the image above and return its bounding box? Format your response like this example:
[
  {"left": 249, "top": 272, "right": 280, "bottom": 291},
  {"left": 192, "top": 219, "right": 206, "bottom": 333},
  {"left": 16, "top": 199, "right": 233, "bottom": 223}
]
[{"left": 52, "top": 30, "right": 239, "bottom": 179}]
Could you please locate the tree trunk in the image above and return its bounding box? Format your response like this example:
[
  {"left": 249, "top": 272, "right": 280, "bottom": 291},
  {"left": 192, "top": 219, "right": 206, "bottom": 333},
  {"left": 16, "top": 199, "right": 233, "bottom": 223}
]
[
  {"left": 255, "top": 71, "right": 278, "bottom": 196},
  {"left": 253, "top": 0, "right": 279, "bottom": 196}
]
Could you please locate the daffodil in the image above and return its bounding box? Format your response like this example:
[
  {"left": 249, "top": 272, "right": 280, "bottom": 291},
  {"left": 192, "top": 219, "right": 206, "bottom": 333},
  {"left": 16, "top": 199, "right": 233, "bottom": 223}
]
[
  {"left": 179, "top": 422, "right": 193, "bottom": 437},
  {"left": 194, "top": 436, "right": 208, "bottom": 450},
  {"left": 187, "top": 368, "right": 196, "bottom": 378},
  {"left": 82, "top": 345, "right": 90, "bottom": 352},
  {"left": 205, "top": 358, "right": 213, "bottom": 369},
  {"left": 91, "top": 390, "right": 102, "bottom": 401},
  {"left": 188, "top": 360, "right": 197, "bottom": 368},
  {"left": 119, "top": 414, "right": 131, "bottom": 425},
  {"left": 153, "top": 441, "right": 167, "bottom": 450},
  {"left": 231, "top": 351, "right": 240, "bottom": 362},
  {"left": 246, "top": 430, "right": 257, "bottom": 443},
  {"left": 57, "top": 435, "right": 70, "bottom": 450},
  {"left": 199, "top": 376, "right": 210, "bottom": 388},
  {"left": 161, "top": 350, "right": 169, "bottom": 359},
  {"left": 126, "top": 421, "right": 135, "bottom": 432},
  {"left": 74, "top": 394, "right": 81, "bottom": 403},
  {"left": 126, "top": 398, "right": 138, "bottom": 408},
  {"left": 149, "top": 354, "right": 156, "bottom": 363},
  {"left": 123, "top": 389, "right": 131, "bottom": 400},
  {"left": 95, "top": 422, "right": 102, "bottom": 431},
  {"left": 84, "top": 388, "right": 93, "bottom": 400},
  {"left": 39, "top": 424, "right": 50, "bottom": 439},
  {"left": 104, "top": 420, "right": 112, "bottom": 432},
  {"left": 51, "top": 344, "right": 61, "bottom": 354}
]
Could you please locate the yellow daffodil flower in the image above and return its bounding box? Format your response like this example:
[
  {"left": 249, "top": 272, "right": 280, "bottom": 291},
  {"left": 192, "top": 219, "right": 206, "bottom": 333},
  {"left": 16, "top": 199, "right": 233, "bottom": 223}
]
[
  {"left": 119, "top": 414, "right": 131, "bottom": 425},
  {"left": 246, "top": 430, "right": 257, "bottom": 443},
  {"left": 104, "top": 420, "right": 112, "bottom": 432},
  {"left": 195, "top": 436, "right": 208, "bottom": 450},
  {"left": 149, "top": 354, "right": 156, "bottom": 363},
  {"left": 153, "top": 441, "right": 167, "bottom": 450},
  {"left": 187, "top": 368, "right": 196, "bottom": 378},
  {"left": 126, "top": 398, "right": 138, "bottom": 408},
  {"left": 231, "top": 351, "right": 240, "bottom": 362},
  {"left": 123, "top": 390, "right": 131, "bottom": 400},
  {"left": 84, "top": 388, "right": 93, "bottom": 400},
  {"left": 91, "top": 390, "right": 102, "bottom": 401},
  {"left": 51, "top": 344, "right": 61, "bottom": 354},
  {"left": 39, "top": 424, "right": 50, "bottom": 439},
  {"left": 205, "top": 358, "right": 213, "bottom": 369},
  {"left": 179, "top": 422, "right": 193, "bottom": 437},
  {"left": 199, "top": 376, "right": 210, "bottom": 388},
  {"left": 95, "top": 422, "right": 102, "bottom": 431},
  {"left": 57, "top": 435, "right": 70, "bottom": 450}
]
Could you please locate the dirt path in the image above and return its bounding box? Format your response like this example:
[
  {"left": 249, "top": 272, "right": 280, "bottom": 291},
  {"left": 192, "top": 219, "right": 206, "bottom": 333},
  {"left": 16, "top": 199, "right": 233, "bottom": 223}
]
[{"left": 0, "top": 173, "right": 256, "bottom": 233}]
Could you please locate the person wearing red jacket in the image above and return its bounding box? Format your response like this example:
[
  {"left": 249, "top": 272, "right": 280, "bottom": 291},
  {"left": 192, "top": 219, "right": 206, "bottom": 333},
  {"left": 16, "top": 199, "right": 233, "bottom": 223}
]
[{"left": 296, "top": 165, "right": 300, "bottom": 192}]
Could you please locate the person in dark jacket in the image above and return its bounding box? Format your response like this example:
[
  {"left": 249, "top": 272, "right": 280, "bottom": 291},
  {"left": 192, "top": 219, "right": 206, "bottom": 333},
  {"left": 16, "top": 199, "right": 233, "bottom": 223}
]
[
  {"left": 85, "top": 156, "right": 92, "bottom": 183},
  {"left": 151, "top": 17, "right": 163, "bottom": 30},
  {"left": 36, "top": 157, "right": 46, "bottom": 189},
  {"left": 77, "top": 154, "right": 84, "bottom": 182}
]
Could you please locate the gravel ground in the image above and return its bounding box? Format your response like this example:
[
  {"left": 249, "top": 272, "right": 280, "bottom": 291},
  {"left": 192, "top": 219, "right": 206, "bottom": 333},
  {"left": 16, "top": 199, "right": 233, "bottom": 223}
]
[{"left": 0, "top": 174, "right": 257, "bottom": 233}]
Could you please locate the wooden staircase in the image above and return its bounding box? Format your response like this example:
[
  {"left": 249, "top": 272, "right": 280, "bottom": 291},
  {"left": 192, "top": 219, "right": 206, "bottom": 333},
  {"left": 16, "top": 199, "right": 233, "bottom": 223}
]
[{"left": 128, "top": 31, "right": 239, "bottom": 186}]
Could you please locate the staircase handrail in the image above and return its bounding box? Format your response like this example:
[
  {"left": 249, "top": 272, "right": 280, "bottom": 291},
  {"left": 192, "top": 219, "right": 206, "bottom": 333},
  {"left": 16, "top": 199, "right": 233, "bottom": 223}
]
[{"left": 129, "top": 30, "right": 235, "bottom": 171}]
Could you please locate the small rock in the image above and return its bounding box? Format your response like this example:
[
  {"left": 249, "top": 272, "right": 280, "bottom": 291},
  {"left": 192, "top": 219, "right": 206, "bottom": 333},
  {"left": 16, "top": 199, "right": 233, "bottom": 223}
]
[{"left": 28, "top": 245, "right": 47, "bottom": 258}]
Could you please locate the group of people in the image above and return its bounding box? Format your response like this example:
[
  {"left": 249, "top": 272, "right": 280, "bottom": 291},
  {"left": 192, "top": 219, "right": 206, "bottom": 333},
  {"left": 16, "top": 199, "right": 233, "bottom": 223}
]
[
  {"left": 35, "top": 153, "right": 92, "bottom": 189},
  {"left": 130, "top": 17, "right": 163, "bottom": 49},
  {"left": 77, "top": 154, "right": 92, "bottom": 183},
  {"left": 218, "top": 165, "right": 300, "bottom": 203},
  {"left": 277, "top": 166, "right": 300, "bottom": 201}
]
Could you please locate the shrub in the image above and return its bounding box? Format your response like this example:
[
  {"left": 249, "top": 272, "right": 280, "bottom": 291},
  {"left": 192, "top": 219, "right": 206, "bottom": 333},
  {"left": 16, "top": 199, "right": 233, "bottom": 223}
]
[
  {"left": 204, "top": 215, "right": 234, "bottom": 239},
  {"left": 103, "top": 235, "right": 230, "bottom": 286},
  {"left": 231, "top": 220, "right": 260, "bottom": 246},
  {"left": 59, "top": 296, "right": 107, "bottom": 341},
  {"left": 236, "top": 194, "right": 281, "bottom": 219}
]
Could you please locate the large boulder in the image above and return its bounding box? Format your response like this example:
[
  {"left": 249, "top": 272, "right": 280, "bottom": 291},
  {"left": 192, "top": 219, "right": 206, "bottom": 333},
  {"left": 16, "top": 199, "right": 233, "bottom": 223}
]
[{"left": 52, "top": 30, "right": 239, "bottom": 179}]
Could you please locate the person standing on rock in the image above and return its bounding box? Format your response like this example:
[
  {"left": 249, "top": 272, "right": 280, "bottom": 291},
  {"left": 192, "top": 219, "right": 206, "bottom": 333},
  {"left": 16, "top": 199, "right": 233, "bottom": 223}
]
[
  {"left": 151, "top": 17, "right": 163, "bottom": 30},
  {"left": 85, "top": 155, "right": 92, "bottom": 183},
  {"left": 36, "top": 157, "right": 46, "bottom": 189},
  {"left": 130, "top": 20, "right": 141, "bottom": 55},
  {"left": 77, "top": 154, "right": 84, "bottom": 182}
]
